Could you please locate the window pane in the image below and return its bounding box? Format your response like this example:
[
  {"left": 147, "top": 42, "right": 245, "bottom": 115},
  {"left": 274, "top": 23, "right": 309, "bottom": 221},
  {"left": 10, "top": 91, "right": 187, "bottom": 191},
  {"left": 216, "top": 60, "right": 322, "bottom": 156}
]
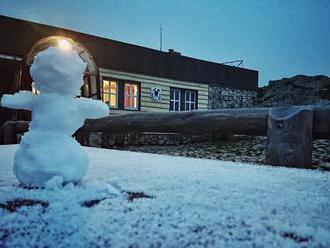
[
  {"left": 191, "top": 92, "right": 195, "bottom": 102},
  {"left": 125, "top": 84, "right": 131, "bottom": 97},
  {"left": 110, "top": 81, "right": 117, "bottom": 94},
  {"left": 186, "top": 103, "right": 189, "bottom": 111},
  {"left": 175, "top": 102, "right": 179, "bottom": 111},
  {"left": 170, "top": 101, "right": 173, "bottom": 111},
  {"left": 191, "top": 103, "right": 195, "bottom": 110},
  {"left": 175, "top": 89, "right": 180, "bottom": 100},
  {"left": 133, "top": 84, "right": 138, "bottom": 97},
  {"left": 133, "top": 96, "right": 138, "bottom": 109},
  {"left": 124, "top": 83, "right": 131, "bottom": 108},
  {"left": 125, "top": 95, "right": 130, "bottom": 108},
  {"left": 103, "top": 80, "right": 110, "bottom": 93},
  {"left": 110, "top": 95, "right": 116, "bottom": 107},
  {"left": 103, "top": 93, "right": 109, "bottom": 104},
  {"left": 185, "top": 92, "right": 190, "bottom": 101}
]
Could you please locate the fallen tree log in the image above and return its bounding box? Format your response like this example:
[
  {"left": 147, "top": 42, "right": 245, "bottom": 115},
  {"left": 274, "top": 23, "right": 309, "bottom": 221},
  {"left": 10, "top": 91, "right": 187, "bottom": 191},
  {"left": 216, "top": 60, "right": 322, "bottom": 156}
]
[
  {"left": 1, "top": 107, "right": 330, "bottom": 142},
  {"left": 82, "top": 107, "right": 330, "bottom": 139},
  {"left": 83, "top": 108, "right": 270, "bottom": 136}
]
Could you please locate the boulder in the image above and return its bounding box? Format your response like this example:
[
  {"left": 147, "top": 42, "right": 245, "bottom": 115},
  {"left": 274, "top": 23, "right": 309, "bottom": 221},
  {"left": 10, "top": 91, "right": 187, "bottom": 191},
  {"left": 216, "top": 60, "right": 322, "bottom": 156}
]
[{"left": 257, "top": 75, "right": 330, "bottom": 107}]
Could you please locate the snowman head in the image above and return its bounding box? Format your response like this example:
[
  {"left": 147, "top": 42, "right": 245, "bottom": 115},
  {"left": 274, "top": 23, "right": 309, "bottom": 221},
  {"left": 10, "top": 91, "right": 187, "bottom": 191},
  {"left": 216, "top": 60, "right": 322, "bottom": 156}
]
[{"left": 30, "top": 47, "right": 87, "bottom": 96}]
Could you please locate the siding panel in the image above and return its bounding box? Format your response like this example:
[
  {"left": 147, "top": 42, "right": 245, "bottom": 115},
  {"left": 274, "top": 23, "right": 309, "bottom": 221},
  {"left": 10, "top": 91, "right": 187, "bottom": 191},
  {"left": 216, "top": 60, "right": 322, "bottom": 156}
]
[{"left": 100, "top": 68, "right": 209, "bottom": 112}]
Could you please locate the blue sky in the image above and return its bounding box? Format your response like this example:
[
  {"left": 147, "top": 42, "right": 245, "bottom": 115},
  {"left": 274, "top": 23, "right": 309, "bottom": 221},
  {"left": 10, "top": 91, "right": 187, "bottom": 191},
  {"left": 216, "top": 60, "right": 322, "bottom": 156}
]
[{"left": 1, "top": 0, "right": 329, "bottom": 86}]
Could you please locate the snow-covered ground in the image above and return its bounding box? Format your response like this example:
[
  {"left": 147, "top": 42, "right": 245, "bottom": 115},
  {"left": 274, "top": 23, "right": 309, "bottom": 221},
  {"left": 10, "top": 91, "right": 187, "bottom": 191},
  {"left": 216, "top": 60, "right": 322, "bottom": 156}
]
[{"left": 0, "top": 145, "right": 329, "bottom": 247}]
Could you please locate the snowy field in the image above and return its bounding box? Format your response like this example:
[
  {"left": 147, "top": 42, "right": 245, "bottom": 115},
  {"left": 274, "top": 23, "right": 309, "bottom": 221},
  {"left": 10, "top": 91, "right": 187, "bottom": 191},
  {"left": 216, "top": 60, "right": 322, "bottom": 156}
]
[{"left": 0, "top": 145, "right": 329, "bottom": 247}]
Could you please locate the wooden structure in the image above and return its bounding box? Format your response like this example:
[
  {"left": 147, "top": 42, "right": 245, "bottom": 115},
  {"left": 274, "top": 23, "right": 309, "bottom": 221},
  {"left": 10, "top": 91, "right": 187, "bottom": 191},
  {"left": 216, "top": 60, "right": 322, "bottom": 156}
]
[{"left": 1, "top": 106, "right": 329, "bottom": 168}]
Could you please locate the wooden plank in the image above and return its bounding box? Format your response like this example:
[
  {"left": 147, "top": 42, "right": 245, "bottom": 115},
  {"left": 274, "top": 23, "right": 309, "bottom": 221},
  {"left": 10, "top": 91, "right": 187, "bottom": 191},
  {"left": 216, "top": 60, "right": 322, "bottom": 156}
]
[
  {"left": 140, "top": 92, "right": 208, "bottom": 106},
  {"left": 141, "top": 81, "right": 208, "bottom": 91},
  {"left": 138, "top": 80, "right": 208, "bottom": 89},
  {"left": 197, "top": 99, "right": 208, "bottom": 104},
  {"left": 100, "top": 69, "right": 209, "bottom": 90},
  {"left": 141, "top": 107, "right": 169, "bottom": 112},
  {"left": 140, "top": 92, "right": 170, "bottom": 100},
  {"left": 140, "top": 102, "right": 170, "bottom": 109},
  {"left": 198, "top": 93, "right": 209, "bottom": 99}
]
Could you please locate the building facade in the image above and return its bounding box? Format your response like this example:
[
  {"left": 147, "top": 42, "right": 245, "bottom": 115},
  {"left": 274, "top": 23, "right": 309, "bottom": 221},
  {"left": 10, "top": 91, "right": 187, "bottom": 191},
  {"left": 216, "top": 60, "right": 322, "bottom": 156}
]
[{"left": 0, "top": 15, "right": 258, "bottom": 125}]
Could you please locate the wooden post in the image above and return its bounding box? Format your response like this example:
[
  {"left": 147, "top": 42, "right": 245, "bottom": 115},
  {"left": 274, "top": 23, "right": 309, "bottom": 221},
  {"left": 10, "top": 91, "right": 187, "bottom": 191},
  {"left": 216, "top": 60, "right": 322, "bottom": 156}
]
[
  {"left": 266, "top": 107, "right": 313, "bottom": 168},
  {"left": 1, "top": 121, "right": 18, "bottom": 144}
]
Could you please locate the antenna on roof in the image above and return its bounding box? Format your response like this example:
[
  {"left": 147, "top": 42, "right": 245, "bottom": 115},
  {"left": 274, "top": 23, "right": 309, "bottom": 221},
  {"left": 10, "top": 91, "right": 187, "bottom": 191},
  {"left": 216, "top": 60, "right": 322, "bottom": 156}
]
[
  {"left": 160, "top": 24, "right": 163, "bottom": 51},
  {"left": 221, "top": 60, "right": 244, "bottom": 68}
]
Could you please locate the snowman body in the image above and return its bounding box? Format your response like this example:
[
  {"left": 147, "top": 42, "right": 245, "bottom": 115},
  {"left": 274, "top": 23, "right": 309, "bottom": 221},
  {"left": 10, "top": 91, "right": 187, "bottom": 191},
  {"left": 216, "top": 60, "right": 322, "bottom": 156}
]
[{"left": 1, "top": 47, "right": 109, "bottom": 187}]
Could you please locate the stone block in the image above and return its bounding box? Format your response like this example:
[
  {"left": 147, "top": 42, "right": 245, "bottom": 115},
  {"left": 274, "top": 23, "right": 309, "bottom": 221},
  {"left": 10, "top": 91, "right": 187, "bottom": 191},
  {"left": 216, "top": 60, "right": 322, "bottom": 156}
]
[{"left": 266, "top": 106, "right": 313, "bottom": 168}]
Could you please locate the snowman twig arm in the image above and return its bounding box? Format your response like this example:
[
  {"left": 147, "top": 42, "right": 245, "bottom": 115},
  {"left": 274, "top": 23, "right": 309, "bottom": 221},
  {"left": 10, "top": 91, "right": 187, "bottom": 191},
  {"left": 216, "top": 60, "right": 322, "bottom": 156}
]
[
  {"left": 1, "top": 91, "right": 37, "bottom": 111},
  {"left": 76, "top": 97, "right": 109, "bottom": 119}
]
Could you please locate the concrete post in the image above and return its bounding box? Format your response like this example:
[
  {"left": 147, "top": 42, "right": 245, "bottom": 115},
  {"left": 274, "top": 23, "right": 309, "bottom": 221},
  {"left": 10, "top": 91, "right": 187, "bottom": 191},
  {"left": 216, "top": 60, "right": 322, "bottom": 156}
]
[{"left": 266, "top": 106, "right": 313, "bottom": 168}]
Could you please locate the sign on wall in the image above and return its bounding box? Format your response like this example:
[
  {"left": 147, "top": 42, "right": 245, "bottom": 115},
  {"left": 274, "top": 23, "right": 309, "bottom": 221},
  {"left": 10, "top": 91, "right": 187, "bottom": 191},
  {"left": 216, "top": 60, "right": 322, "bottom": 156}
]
[{"left": 150, "top": 87, "right": 162, "bottom": 102}]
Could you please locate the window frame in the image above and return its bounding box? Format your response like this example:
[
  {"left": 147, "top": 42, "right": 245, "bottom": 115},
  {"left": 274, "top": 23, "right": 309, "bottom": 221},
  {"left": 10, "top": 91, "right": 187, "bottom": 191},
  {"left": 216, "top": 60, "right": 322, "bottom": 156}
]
[
  {"left": 124, "top": 81, "right": 139, "bottom": 110},
  {"left": 170, "top": 87, "right": 198, "bottom": 111},
  {"left": 184, "top": 90, "right": 197, "bottom": 111},
  {"left": 101, "top": 78, "right": 119, "bottom": 109},
  {"left": 169, "top": 88, "right": 181, "bottom": 112}
]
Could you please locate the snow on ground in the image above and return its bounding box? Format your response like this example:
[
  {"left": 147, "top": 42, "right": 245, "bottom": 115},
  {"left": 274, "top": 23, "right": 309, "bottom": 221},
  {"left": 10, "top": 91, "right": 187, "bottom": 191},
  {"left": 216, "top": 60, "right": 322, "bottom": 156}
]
[{"left": 0, "top": 145, "right": 329, "bottom": 247}]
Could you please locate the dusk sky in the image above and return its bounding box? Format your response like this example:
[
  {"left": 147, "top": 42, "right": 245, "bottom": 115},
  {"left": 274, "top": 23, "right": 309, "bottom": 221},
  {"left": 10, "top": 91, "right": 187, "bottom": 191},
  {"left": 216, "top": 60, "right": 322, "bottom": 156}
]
[{"left": 1, "top": 0, "right": 329, "bottom": 86}]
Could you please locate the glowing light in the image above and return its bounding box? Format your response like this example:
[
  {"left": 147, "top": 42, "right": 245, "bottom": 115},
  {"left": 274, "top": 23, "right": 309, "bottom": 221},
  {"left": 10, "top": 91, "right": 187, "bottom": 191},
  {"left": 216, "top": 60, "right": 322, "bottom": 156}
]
[{"left": 57, "top": 39, "right": 72, "bottom": 50}]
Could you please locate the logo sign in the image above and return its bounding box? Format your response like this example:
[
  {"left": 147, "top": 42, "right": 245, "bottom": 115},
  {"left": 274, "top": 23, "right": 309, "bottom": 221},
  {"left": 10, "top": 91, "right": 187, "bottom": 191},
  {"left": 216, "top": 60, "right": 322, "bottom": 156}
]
[{"left": 150, "top": 87, "right": 162, "bottom": 102}]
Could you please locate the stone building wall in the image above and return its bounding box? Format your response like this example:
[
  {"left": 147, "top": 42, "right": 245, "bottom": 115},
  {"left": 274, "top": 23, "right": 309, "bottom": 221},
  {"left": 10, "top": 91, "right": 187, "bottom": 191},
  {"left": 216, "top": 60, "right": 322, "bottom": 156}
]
[{"left": 208, "top": 85, "right": 257, "bottom": 109}]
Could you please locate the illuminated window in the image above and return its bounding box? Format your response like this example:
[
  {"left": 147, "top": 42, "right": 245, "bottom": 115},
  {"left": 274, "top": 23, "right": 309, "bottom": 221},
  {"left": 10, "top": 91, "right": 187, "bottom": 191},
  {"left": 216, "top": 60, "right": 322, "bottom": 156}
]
[
  {"left": 124, "top": 82, "right": 138, "bottom": 110},
  {"left": 102, "top": 79, "right": 118, "bottom": 108}
]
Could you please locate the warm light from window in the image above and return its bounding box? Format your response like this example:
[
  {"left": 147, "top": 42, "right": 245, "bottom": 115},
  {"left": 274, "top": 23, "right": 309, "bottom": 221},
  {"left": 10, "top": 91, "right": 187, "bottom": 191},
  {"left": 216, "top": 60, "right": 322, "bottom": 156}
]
[
  {"left": 57, "top": 38, "right": 72, "bottom": 50},
  {"left": 102, "top": 79, "right": 118, "bottom": 108},
  {"left": 124, "top": 82, "right": 138, "bottom": 110}
]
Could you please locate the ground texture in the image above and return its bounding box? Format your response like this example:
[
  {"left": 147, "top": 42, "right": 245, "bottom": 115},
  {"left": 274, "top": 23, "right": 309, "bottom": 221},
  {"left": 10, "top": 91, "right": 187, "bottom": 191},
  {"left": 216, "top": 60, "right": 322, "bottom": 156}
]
[
  {"left": 116, "top": 136, "right": 330, "bottom": 170},
  {"left": 0, "top": 145, "right": 329, "bottom": 247}
]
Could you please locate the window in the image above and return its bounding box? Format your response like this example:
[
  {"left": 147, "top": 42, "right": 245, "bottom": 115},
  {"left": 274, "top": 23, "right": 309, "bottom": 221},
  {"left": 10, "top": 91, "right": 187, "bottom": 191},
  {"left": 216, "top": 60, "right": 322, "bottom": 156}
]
[
  {"left": 102, "top": 79, "right": 118, "bottom": 108},
  {"left": 170, "top": 88, "right": 181, "bottom": 111},
  {"left": 185, "top": 90, "right": 196, "bottom": 111},
  {"left": 124, "top": 82, "right": 139, "bottom": 110},
  {"left": 170, "top": 88, "right": 197, "bottom": 111}
]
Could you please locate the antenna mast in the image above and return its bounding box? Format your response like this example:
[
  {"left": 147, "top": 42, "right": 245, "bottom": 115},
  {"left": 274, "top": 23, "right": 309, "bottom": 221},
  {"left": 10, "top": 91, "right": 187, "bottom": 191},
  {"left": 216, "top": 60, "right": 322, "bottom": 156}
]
[{"left": 160, "top": 24, "right": 163, "bottom": 51}]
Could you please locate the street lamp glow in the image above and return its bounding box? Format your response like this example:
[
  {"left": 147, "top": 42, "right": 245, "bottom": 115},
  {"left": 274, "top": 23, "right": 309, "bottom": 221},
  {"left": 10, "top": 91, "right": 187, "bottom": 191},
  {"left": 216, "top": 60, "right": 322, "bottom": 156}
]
[{"left": 57, "top": 38, "right": 72, "bottom": 50}]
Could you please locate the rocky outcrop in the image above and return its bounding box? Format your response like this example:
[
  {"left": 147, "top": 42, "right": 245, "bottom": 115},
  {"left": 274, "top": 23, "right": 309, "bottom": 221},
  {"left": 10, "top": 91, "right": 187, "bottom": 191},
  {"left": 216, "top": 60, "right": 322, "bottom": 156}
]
[{"left": 257, "top": 75, "right": 330, "bottom": 107}]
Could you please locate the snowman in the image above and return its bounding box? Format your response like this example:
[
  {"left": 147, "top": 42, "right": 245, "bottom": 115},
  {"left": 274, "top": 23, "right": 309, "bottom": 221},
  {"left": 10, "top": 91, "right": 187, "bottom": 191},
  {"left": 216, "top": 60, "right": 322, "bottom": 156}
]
[{"left": 1, "top": 47, "right": 109, "bottom": 187}]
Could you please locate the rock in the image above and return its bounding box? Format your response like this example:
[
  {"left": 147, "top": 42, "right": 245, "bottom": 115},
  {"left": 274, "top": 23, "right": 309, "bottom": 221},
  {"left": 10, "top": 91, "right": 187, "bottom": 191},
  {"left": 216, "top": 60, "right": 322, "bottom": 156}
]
[
  {"left": 266, "top": 107, "right": 313, "bottom": 168},
  {"left": 257, "top": 75, "right": 330, "bottom": 107}
]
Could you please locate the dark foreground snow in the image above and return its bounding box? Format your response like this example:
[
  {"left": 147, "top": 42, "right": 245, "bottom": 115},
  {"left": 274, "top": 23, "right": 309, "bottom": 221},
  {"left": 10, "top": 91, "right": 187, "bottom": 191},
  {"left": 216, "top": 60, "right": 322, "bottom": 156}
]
[{"left": 0, "top": 145, "right": 329, "bottom": 247}]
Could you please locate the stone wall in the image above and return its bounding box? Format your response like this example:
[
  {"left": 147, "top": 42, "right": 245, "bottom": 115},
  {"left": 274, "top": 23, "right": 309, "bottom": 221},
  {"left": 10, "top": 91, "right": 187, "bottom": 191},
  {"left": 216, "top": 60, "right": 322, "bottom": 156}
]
[{"left": 208, "top": 85, "right": 257, "bottom": 109}]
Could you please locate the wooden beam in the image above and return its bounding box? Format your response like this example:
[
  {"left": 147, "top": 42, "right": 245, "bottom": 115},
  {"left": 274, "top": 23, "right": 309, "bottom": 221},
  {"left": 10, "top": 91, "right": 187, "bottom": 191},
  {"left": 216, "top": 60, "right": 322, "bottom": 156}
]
[
  {"left": 82, "top": 108, "right": 270, "bottom": 136},
  {"left": 82, "top": 107, "right": 330, "bottom": 139}
]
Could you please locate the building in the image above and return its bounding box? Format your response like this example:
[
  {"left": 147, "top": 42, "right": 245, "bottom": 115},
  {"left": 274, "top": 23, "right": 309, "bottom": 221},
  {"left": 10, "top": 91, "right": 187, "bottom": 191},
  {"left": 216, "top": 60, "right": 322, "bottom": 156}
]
[{"left": 0, "top": 15, "right": 258, "bottom": 126}]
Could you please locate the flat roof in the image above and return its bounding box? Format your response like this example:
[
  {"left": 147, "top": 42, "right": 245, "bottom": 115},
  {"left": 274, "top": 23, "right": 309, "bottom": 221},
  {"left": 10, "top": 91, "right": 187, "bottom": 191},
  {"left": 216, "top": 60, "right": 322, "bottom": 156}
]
[{"left": 0, "top": 15, "right": 258, "bottom": 90}]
